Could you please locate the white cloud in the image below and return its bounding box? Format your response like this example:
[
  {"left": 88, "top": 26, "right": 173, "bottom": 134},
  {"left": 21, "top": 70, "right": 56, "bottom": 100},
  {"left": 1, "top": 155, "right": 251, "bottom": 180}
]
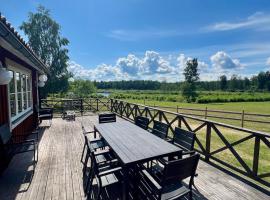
[
  {"left": 68, "top": 51, "right": 249, "bottom": 82},
  {"left": 266, "top": 57, "right": 270, "bottom": 66},
  {"left": 140, "top": 51, "right": 174, "bottom": 74},
  {"left": 210, "top": 51, "right": 243, "bottom": 71},
  {"left": 116, "top": 54, "right": 140, "bottom": 75},
  {"left": 205, "top": 12, "right": 270, "bottom": 32},
  {"left": 107, "top": 29, "right": 187, "bottom": 41},
  {"left": 176, "top": 53, "right": 208, "bottom": 73}
]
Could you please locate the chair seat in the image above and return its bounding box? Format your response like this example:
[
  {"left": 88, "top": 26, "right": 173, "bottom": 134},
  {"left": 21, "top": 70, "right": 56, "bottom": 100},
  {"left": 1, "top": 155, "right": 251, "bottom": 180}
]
[
  {"left": 161, "top": 182, "right": 190, "bottom": 200},
  {"left": 39, "top": 114, "right": 52, "bottom": 119},
  {"left": 100, "top": 173, "right": 119, "bottom": 187},
  {"left": 89, "top": 140, "right": 106, "bottom": 150}
]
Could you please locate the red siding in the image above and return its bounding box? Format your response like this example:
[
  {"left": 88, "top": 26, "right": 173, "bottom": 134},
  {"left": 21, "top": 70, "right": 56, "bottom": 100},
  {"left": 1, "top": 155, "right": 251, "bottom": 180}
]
[{"left": 0, "top": 85, "right": 9, "bottom": 126}]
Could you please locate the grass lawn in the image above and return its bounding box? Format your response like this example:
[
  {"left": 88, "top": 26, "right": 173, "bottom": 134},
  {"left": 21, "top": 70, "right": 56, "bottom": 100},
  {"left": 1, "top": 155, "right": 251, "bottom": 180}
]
[{"left": 125, "top": 99, "right": 270, "bottom": 133}]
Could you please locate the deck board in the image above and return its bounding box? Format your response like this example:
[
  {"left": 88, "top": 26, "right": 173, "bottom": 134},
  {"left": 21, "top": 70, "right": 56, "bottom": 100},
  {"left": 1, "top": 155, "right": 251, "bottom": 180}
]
[{"left": 0, "top": 115, "right": 269, "bottom": 200}]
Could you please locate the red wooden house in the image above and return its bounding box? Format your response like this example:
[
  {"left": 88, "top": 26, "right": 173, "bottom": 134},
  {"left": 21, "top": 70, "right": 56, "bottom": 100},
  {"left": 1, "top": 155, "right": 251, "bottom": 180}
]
[{"left": 0, "top": 14, "right": 49, "bottom": 171}]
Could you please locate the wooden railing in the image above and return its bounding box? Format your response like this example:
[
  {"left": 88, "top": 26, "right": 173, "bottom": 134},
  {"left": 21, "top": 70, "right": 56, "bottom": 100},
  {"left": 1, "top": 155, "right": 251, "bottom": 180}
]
[
  {"left": 110, "top": 99, "right": 270, "bottom": 189},
  {"left": 40, "top": 98, "right": 270, "bottom": 189}
]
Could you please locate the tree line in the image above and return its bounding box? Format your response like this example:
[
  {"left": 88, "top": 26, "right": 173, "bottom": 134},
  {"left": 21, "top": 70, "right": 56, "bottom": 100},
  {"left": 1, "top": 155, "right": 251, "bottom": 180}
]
[{"left": 94, "top": 71, "right": 270, "bottom": 92}]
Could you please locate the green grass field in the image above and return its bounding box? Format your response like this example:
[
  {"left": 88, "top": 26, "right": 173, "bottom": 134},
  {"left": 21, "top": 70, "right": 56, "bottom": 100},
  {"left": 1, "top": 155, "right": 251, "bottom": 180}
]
[{"left": 121, "top": 99, "right": 270, "bottom": 133}]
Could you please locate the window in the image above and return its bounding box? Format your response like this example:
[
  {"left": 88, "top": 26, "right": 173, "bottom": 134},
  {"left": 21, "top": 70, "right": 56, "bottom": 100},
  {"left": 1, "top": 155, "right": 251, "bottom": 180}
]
[{"left": 7, "top": 63, "right": 33, "bottom": 123}]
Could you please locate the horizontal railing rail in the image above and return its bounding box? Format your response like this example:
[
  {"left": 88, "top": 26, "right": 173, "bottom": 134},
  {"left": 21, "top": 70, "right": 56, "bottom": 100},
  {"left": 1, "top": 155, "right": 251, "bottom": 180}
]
[{"left": 141, "top": 104, "right": 270, "bottom": 128}]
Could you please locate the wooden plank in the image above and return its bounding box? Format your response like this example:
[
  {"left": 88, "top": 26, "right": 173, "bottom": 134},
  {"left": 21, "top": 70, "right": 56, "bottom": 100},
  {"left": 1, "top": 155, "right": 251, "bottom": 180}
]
[{"left": 0, "top": 115, "right": 269, "bottom": 200}]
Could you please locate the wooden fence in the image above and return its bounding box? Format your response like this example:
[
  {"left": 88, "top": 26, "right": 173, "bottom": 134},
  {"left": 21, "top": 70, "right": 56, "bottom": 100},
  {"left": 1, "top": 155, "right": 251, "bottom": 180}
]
[
  {"left": 142, "top": 103, "right": 270, "bottom": 129},
  {"left": 40, "top": 98, "right": 270, "bottom": 189}
]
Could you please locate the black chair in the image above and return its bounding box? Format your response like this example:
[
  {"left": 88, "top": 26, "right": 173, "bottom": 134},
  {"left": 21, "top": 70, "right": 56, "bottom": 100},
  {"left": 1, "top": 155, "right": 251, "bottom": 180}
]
[
  {"left": 98, "top": 113, "right": 116, "bottom": 123},
  {"left": 173, "top": 127, "right": 196, "bottom": 155},
  {"left": 138, "top": 153, "right": 200, "bottom": 200},
  {"left": 0, "top": 124, "right": 39, "bottom": 169},
  {"left": 135, "top": 116, "right": 149, "bottom": 130},
  {"left": 85, "top": 141, "right": 122, "bottom": 200},
  {"left": 159, "top": 127, "right": 196, "bottom": 165},
  {"left": 152, "top": 121, "right": 171, "bottom": 141},
  {"left": 35, "top": 104, "right": 53, "bottom": 126},
  {"left": 80, "top": 126, "right": 107, "bottom": 164}
]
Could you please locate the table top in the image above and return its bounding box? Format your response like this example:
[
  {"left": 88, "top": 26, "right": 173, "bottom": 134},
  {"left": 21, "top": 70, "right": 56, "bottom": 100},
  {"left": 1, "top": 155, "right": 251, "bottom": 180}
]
[{"left": 94, "top": 120, "right": 181, "bottom": 165}]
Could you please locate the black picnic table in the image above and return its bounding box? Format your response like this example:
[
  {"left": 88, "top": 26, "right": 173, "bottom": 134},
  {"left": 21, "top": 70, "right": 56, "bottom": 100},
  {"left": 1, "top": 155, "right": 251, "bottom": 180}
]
[{"left": 94, "top": 120, "right": 181, "bottom": 200}]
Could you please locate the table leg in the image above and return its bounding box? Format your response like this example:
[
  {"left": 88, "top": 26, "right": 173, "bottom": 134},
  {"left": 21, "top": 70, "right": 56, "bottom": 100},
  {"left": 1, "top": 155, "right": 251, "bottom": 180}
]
[
  {"left": 94, "top": 127, "right": 97, "bottom": 138},
  {"left": 122, "top": 166, "right": 129, "bottom": 200}
]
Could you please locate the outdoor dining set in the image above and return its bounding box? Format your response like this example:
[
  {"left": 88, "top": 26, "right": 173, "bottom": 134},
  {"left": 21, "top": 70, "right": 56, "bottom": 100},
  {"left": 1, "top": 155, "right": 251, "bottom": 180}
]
[{"left": 81, "top": 113, "right": 200, "bottom": 200}]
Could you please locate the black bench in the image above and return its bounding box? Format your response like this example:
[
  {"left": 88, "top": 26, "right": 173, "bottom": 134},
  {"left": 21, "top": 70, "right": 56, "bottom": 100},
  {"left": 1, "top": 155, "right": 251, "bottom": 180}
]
[
  {"left": 98, "top": 113, "right": 116, "bottom": 123},
  {"left": 0, "top": 124, "right": 39, "bottom": 170},
  {"left": 36, "top": 104, "right": 53, "bottom": 126}
]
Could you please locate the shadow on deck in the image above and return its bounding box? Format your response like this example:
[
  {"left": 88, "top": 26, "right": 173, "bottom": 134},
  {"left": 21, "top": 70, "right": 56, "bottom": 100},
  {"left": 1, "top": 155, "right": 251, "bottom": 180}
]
[{"left": 0, "top": 115, "right": 269, "bottom": 200}]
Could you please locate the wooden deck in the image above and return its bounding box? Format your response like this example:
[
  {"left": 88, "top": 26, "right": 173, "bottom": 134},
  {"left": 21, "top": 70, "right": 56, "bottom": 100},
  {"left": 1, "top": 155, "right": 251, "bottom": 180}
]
[{"left": 0, "top": 115, "right": 269, "bottom": 200}]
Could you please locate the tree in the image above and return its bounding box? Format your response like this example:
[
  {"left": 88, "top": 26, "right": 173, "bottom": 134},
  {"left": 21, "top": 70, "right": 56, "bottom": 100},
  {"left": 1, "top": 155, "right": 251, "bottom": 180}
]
[
  {"left": 69, "top": 80, "right": 96, "bottom": 97},
  {"left": 257, "top": 72, "right": 266, "bottom": 90},
  {"left": 219, "top": 75, "right": 228, "bottom": 90},
  {"left": 20, "top": 5, "right": 71, "bottom": 98},
  {"left": 181, "top": 58, "right": 199, "bottom": 102}
]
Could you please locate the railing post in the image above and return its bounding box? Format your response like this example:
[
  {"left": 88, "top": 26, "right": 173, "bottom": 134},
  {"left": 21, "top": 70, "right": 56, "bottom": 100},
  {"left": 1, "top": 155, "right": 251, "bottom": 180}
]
[
  {"left": 253, "top": 136, "right": 260, "bottom": 176},
  {"left": 159, "top": 111, "right": 162, "bottom": 122},
  {"left": 80, "top": 98, "right": 83, "bottom": 116},
  {"left": 178, "top": 116, "right": 181, "bottom": 128},
  {"left": 205, "top": 107, "right": 208, "bottom": 119},
  {"left": 120, "top": 101, "right": 123, "bottom": 117},
  {"left": 110, "top": 99, "right": 113, "bottom": 112},
  {"left": 205, "top": 122, "right": 212, "bottom": 162},
  {"left": 96, "top": 98, "right": 99, "bottom": 111},
  {"left": 241, "top": 110, "right": 245, "bottom": 128}
]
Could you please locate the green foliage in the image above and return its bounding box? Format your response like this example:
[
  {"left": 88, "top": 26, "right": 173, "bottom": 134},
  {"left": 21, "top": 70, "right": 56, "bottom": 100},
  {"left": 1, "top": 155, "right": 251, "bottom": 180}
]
[
  {"left": 69, "top": 80, "right": 97, "bottom": 97},
  {"left": 182, "top": 58, "right": 199, "bottom": 102},
  {"left": 219, "top": 75, "right": 228, "bottom": 90},
  {"left": 183, "top": 58, "right": 199, "bottom": 83},
  {"left": 20, "top": 5, "right": 71, "bottom": 98},
  {"left": 109, "top": 90, "right": 270, "bottom": 104}
]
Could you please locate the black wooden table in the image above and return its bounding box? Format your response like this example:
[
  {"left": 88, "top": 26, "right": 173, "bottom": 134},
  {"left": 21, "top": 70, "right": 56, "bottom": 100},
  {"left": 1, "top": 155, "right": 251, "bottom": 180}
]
[{"left": 94, "top": 120, "right": 181, "bottom": 200}]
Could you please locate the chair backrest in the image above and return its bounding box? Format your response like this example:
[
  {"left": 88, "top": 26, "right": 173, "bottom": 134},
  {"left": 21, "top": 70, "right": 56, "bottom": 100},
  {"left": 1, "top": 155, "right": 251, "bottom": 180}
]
[
  {"left": 99, "top": 113, "right": 116, "bottom": 123},
  {"left": 173, "top": 127, "right": 195, "bottom": 151},
  {"left": 135, "top": 116, "right": 149, "bottom": 130},
  {"left": 152, "top": 121, "right": 169, "bottom": 139},
  {"left": 162, "top": 153, "right": 200, "bottom": 185},
  {"left": 0, "top": 124, "right": 12, "bottom": 145}
]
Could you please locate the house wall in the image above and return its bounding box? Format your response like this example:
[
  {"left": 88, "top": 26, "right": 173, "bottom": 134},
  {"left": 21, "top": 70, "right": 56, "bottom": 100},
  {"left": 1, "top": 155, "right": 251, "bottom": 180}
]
[{"left": 0, "top": 47, "right": 39, "bottom": 172}]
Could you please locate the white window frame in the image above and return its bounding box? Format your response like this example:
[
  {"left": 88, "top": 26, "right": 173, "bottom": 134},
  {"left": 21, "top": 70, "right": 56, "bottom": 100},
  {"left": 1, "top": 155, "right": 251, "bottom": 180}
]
[{"left": 6, "top": 58, "right": 33, "bottom": 129}]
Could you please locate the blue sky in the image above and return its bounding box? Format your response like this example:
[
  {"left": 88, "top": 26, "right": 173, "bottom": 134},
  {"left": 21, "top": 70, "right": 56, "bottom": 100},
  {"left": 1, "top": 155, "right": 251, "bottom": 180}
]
[{"left": 1, "top": 0, "right": 270, "bottom": 81}]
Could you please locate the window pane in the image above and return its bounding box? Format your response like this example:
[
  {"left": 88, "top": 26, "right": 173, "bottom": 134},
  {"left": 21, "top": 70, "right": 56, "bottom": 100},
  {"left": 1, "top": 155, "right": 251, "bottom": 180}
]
[
  {"left": 28, "top": 92, "right": 32, "bottom": 107},
  {"left": 10, "top": 94, "right": 16, "bottom": 117},
  {"left": 22, "top": 75, "right": 27, "bottom": 109},
  {"left": 17, "top": 92, "right": 22, "bottom": 112},
  {"left": 9, "top": 71, "right": 15, "bottom": 93},
  {"left": 16, "top": 72, "right": 21, "bottom": 93},
  {"left": 26, "top": 75, "right": 31, "bottom": 92},
  {"left": 22, "top": 74, "right": 26, "bottom": 92},
  {"left": 23, "top": 93, "right": 27, "bottom": 109}
]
